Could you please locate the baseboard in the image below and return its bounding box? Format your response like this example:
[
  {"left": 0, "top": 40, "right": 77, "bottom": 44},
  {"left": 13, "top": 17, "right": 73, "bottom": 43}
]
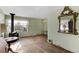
[
  {"left": 53, "top": 44, "right": 72, "bottom": 53},
  {"left": 20, "top": 34, "right": 47, "bottom": 38}
]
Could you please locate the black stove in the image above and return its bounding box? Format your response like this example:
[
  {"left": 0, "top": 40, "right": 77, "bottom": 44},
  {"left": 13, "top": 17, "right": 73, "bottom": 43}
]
[{"left": 9, "top": 13, "right": 19, "bottom": 37}]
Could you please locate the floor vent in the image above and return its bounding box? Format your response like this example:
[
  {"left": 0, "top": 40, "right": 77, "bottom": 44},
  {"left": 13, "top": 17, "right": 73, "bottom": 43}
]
[{"left": 47, "top": 40, "right": 53, "bottom": 44}]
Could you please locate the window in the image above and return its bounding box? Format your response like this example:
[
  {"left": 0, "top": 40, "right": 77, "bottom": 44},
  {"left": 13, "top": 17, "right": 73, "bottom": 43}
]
[{"left": 7, "top": 19, "right": 29, "bottom": 33}]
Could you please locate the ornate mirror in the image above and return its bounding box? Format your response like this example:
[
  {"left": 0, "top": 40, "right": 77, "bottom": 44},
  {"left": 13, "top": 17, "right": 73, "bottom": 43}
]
[{"left": 58, "top": 6, "right": 78, "bottom": 35}]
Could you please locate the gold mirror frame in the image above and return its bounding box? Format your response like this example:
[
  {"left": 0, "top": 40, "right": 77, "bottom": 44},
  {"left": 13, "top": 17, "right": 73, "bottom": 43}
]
[{"left": 58, "top": 6, "right": 78, "bottom": 35}]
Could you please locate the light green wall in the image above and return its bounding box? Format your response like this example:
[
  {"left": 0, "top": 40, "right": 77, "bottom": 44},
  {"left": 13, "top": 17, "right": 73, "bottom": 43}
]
[
  {"left": 5, "top": 15, "right": 46, "bottom": 37},
  {"left": 0, "top": 9, "right": 5, "bottom": 24},
  {"left": 0, "top": 9, "right": 5, "bottom": 37},
  {"left": 48, "top": 6, "right": 79, "bottom": 52}
]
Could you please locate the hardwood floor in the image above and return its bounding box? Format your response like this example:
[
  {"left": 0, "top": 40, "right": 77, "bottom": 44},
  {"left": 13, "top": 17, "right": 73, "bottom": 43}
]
[{"left": 10, "top": 35, "right": 71, "bottom": 53}]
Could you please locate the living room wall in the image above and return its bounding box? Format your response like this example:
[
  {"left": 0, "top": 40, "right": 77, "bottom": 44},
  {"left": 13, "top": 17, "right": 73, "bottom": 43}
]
[
  {"left": 47, "top": 6, "right": 79, "bottom": 52},
  {"left": 5, "top": 15, "right": 46, "bottom": 37},
  {"left": 0, "top": 9, "right": 5, "bottom": 37}
]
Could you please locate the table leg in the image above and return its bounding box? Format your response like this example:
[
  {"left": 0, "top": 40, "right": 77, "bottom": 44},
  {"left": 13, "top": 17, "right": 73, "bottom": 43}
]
[{"left": 8, "top": 43, "right": 17, "bottom": 53}]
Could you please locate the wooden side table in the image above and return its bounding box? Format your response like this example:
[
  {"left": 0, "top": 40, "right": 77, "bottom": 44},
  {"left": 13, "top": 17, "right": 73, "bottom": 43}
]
[{"left": 5, "top": 37, "right": 19, "bottom": 53}]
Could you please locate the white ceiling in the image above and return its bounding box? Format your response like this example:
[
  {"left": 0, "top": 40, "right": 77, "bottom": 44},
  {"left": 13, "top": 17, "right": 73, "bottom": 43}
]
[{"left": 0, "top": 6, "right": 64, "bottom": 19}]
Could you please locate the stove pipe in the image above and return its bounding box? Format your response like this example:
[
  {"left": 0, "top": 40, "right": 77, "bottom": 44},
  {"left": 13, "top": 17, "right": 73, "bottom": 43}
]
[{"left": 10, "top": 13, "right": 15, "bottom": 33}]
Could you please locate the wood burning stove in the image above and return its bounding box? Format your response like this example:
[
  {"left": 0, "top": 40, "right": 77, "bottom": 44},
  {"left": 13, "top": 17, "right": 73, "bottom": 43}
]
[
  {"left": 9, "top": 13, "right": 19, "bottom": 38},
  {"left": 6, "top": 13, "right": 19, "bottom": 53}
]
